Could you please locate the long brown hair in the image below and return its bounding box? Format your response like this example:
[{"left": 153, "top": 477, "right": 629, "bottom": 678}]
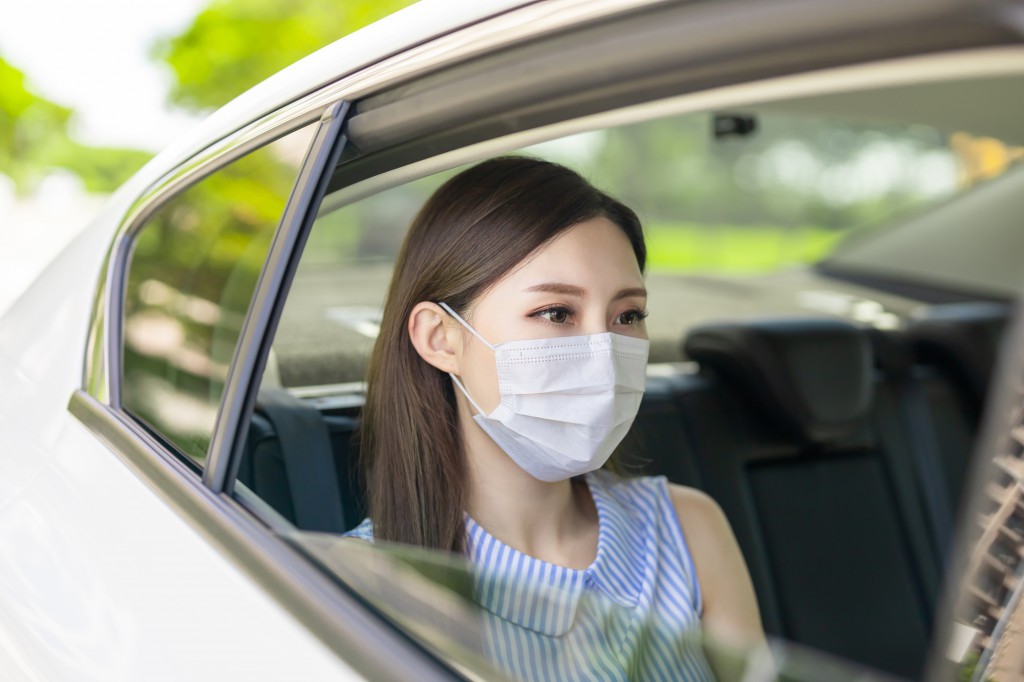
[{"left": 360, "top": 156, "right": 645, "bottom": 552}]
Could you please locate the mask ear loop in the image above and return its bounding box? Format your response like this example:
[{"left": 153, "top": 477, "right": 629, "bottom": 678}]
[{"left": 437, "top": 302, "right": 493, "bottom": 416}]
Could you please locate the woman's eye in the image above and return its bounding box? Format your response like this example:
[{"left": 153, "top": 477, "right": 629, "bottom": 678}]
[
  {"left": 536, "top": 307, "right": 571, "bottom": 324},
  {"left": 617, "top": 309, "right": 649, "bottom": 326}
]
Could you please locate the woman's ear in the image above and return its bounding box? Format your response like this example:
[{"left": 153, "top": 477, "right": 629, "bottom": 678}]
[{"left": 408, "top": 302, "right": 459, "bottom": 373}]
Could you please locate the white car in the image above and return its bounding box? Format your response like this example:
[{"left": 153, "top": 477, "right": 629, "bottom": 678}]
[{"left": 2, "top": 0, "right": 1024, "bottom": 679}]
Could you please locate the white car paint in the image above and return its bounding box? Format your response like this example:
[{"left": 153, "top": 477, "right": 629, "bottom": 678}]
[{"left": 0, "top": 211, "right": 358, "bottom": 680}]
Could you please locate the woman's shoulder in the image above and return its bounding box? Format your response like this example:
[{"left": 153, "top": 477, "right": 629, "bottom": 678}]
[
  {"left": 662, "top": 482, "right": 765, "bottom": 645},
  {"left": 662, "top": 482, "right": 736, "bottom": 564},
  {"left": 665, "top": 483, "right": 726, "bottom": 523}
]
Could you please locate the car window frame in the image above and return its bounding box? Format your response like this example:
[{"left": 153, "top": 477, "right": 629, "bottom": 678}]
[{"left": 262, "top": 56, "right": 1024, "bottom": 682}]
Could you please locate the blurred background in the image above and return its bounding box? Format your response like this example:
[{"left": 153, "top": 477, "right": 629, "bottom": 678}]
[{"left": 0, "top": 0, "right": 411, "bottom": 314}]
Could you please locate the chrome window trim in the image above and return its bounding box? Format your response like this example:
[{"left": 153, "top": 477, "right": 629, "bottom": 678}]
[{"left": 67, "top": 390, "right": 458, "bottom": 681}]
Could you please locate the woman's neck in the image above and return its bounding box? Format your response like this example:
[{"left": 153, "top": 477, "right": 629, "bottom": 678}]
[{"left": 460, "top": 404, "right": 599, "bottom": 569}]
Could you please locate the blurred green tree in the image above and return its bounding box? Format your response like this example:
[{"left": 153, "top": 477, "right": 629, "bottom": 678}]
[
  {"left": 153, "top": 0, "right": 412, "bottom": 111},
  {"left": 0, "top": 55, "right": 150, "bottom": 194}
]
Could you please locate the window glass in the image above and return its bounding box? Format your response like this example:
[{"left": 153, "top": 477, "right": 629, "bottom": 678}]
[
  {"left": 280, "top": 108, "right": 1019, "bottom": 388},
  {"left": 122, "top": 124, "right": 316, "bottom": 464}
]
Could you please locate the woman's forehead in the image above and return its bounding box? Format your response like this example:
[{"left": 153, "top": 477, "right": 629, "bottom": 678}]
[{"left": 500, "top": 218, "right": 644, "bottom": 289}]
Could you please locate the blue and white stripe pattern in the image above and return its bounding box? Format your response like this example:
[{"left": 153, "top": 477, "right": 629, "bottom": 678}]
[{"left": 346, "top": 470, "right": 715, "bottom": 681}]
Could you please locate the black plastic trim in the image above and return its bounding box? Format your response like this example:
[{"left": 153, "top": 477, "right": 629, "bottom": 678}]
[
  {"left": 68, "top": 389, "right": 458, "bottom": 681},
  {"left": 204, "top": 102, "right": 351, "bottom": 493}
]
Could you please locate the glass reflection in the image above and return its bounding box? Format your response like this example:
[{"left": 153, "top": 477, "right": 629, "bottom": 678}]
[
  {"left": 287, "top": 531, "right": 906, "bottom": 682},
  {"left": 122, "top": 125, "right": 316, "bottom": 463}
]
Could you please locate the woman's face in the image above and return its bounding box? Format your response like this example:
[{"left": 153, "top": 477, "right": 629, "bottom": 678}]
[{"left": 454, "top": 216, "right": 647, "bottom": 413}]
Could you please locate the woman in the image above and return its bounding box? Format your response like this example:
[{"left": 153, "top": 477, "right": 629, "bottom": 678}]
[{"left": 347, "top": 156, "right": 763, "bottom": 679}]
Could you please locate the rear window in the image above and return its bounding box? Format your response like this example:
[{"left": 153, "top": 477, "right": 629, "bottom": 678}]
[{"left": 122, "top": 124, "right": 316, "bottom": 464}]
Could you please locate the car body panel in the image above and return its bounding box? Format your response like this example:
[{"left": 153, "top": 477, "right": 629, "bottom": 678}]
[
  {"left": 0, "top": 408, "right": 356, "bottom": 680},
  {"left": 0, "top": 174, "right": 356, "bottom": 682}
]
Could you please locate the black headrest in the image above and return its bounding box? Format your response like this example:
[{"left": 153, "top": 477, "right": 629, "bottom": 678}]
[
  {"left": 907, "top": 303, "right": 1010, "bottom": 405},
  {"left": 684, "top": 319, "right": 873, "bottom": 444},
  {"left": 865, "top": 327, "right": 914, "bottom": 375}
]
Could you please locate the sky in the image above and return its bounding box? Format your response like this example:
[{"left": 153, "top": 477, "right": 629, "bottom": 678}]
[{"left": 0, "top": 0, "right": 208, "bottom": 152}]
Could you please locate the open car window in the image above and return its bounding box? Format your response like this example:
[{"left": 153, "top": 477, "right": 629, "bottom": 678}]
[
  {"left": 232, "top": 69, "right": 1024, "bottom": 681},
  {"left": 277, "top": 101, "right": 1022, "bottom": 389}
]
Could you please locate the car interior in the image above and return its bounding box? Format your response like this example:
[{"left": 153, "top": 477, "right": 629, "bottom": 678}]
[{"left": 224, "top": 79, "right": 1022, "bottom": 680}]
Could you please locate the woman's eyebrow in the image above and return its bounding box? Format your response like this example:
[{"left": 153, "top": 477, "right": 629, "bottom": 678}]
[
  {"left": 614, "top": 287, "right": 648, "bottom": 300},
  {"left": 523, "top": 282, "right": 586, "bottom": 296},
  {"left": 523, "top": 283, "right": 647, "bottom": 299}
]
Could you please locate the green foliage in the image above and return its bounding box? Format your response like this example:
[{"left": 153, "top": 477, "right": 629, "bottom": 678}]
[
  {"left": 957, "top": 650, "right": 996, "bottom": 682},
  {"left": 0, "top": 55, "right": 151, "bottom": 194},
  {"left": 645, "top": 222, "right": 845, "bottom": 273},
  {"left": 121, "top": 126, "right": 316, "bottom": 461},
  {"left": 153, "top": 0, "right": 412, "bottom": 111},
  {"left": 0, "top": 56, "right": 71, "bottom": 191}
]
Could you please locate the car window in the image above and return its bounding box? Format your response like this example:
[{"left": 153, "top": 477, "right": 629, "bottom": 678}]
[
  {"left": 121, "top": 123, "right": 317, "bottom": 465},
  {"left": 236, "top": 74, "right": 1023, "bottom": 681},
  {"left": 279, "top": 106, "right": 1017, "bottom": 388}
]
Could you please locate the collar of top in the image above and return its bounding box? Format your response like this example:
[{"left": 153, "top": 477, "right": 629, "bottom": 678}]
[{"left": 465, "top": 470, "right": 647, "bottom": 637}]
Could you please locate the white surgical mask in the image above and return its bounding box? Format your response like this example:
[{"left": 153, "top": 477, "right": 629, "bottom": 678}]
[{"left": 438, "top": 302, "right": 649, "bottom": 482}]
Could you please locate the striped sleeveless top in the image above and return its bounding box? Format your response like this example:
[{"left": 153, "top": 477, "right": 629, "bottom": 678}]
[{"left": 346, "top": 470, "right": 715, "bottom": 681}]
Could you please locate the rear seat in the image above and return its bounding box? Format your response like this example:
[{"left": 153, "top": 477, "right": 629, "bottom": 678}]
[
  {"left": 904, "top": 303, "right": 1010, "bottom": 509},
  {"left": 619, "top": 372, "right": 704, "bottom": 486},
  {"left": 238, "top": 389, "right": 364, "bottom": 532},
  {"left": 679, "top": 318, "right": 940, "bottom": 679}
]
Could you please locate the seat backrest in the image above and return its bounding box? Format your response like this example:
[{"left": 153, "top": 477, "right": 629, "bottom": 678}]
[
  {"left": 865, "top": 303, "right": 1011, "bottom": 554},
  {"left": 618, "top": 372, "right": 704, "bottom": 487},
  {"left": 906, "top": 303, "right": 1011, "bottom": 502},
  {"left": 681, "top": 318, "right": 940, "bottom": 679},
  {"left": 238, "top": 400, "right": 364, "bottom": 532},
  {"left": 907, "top": 302, "right": 1010, "bottom": 414}
]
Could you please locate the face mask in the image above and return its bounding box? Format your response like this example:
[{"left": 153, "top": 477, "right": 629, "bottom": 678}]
[{"left": 438, "top": 302, "right": 649, "bottom": 482}]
